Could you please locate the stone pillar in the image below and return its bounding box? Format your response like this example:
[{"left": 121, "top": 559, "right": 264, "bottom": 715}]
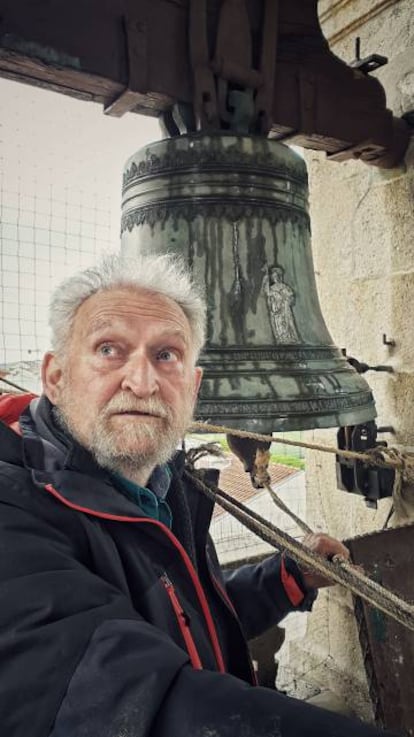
[{"left": 276, "top": 0, "right": 414, "bottom": 719}]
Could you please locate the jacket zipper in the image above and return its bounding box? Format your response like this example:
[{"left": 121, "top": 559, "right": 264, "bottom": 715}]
[
  {"left": 44, "top": 483, "right": 226, "bottom": 673},
  {"left": 161, "top": 574, "right": 203, "bottom": 670}
]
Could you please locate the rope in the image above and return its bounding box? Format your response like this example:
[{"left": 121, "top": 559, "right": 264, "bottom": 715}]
[
  {"left": 189, "top": 420, "right": 414, "bottom": 482},
  {"left": 264, "top": 481, "right": 313, "bottom": 534},
  {"left": 184, "top": 468, "right": 414, "bottom": 632},
  {"left": 0, "top": 376, "right": 28, "bottom": 393},
  {"left": 188, "top": 441, "right": 312, "bottom": 533}
]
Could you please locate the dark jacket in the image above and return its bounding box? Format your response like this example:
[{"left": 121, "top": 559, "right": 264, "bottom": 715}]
[{"left": 0, "top": 395, "right": 391, "bottom": 737}]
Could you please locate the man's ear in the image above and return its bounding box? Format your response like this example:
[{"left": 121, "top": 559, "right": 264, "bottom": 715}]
[
  {"left": 42, "top": 352, "right": 64, "bottom": 404},
  {"left": 193, "top": 366, "right": 203, "bottom": 400}
]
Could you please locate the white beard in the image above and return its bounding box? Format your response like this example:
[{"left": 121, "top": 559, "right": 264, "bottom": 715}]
[{"left": 54, "top": 390, "right": 194, "bottom": 480}]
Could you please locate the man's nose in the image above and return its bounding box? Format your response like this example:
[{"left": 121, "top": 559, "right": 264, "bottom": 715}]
[{"left": 120, "top": 355, "right": 159, "bottom": 397}]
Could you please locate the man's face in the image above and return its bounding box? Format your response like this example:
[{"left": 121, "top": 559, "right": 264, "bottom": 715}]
[{"left": 42, "top": 287, "right": 202, "bottom": 479}]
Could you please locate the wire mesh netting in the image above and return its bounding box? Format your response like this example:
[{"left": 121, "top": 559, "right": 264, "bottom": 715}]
[{"left": 0, "top": 77, "right": 159, "bottom": 391}]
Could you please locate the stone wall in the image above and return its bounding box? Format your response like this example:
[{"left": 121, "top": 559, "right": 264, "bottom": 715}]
[{"left": 276, "top": 0, "right": 414, "bottom": 720}]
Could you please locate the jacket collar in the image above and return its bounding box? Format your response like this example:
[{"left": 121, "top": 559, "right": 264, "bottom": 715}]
[
  {"left": 20, "top": 395, "right": 108, "bottom": 476},
  {"left": 1, "top": 393, "right": 214, "bottom": 543},
  {"left": 22, "top": 395, "right": 144, "bottom": 519},
  {"left": 19, "top": 395, "right": 190, "bottom": 521},
  {"left": 0, "top": 420, "right": 24, "bottom": 466},
  {"left": 0, "top": 392, "right": 37, "bottom": 466}
]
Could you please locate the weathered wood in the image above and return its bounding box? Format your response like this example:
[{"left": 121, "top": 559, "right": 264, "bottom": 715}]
[{"left": 0, "top": 0, "right": 409, "bottom": 166}]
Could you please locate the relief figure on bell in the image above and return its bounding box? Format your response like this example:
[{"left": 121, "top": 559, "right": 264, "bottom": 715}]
[{"left": 263, "top": 265, "right": 300, "bottom": 344}]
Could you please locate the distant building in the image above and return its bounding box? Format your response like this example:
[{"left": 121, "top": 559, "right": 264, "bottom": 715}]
[{"left": 0, "top": 361, "right": 41, "bottom": 394}]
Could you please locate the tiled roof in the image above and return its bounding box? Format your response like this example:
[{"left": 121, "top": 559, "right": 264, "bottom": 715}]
[{"left": 208, "top": 454, "right": 297, "bottom": 518}]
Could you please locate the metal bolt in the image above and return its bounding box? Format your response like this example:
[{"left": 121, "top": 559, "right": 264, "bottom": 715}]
[{"left": 382, "top": 333, "right": 396, "bottom": 347}]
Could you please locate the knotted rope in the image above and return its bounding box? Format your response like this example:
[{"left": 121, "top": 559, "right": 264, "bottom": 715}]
[
  {"left": 185, "top": 440, "right": 414, "bottom": 633},
  {"left": 189, "top": 420, "right": 414, "bottom": 483}
]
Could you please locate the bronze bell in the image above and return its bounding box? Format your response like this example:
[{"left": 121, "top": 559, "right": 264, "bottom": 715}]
[{"left": 121, "top": 133, "right": 376, "bottom": 434}]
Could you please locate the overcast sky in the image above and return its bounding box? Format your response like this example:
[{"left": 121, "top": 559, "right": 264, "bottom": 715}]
[{"left": 0, "top": 77, "right": 159, "bottom": 380}]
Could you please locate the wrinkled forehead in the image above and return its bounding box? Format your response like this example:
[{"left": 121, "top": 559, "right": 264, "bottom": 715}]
[{"left": 71, "top": 286, "right": 193, "bottom": 344}]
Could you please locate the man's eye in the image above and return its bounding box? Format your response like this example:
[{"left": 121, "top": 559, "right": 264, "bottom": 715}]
[
  {"left": 157, "top": 349, "right": 178, "bottom": 362},
  {"left": 98, "top": 344, "right": 117, "bottom": 357}
]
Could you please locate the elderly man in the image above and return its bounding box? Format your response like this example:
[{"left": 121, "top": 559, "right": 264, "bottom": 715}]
[{"left": 0, "top": 254, "right": 392, "bottom": 737}]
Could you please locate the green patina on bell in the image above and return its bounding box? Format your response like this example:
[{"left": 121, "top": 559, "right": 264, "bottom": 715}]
[{"left": 121, "top": 134, "right": 376, "bottom": 433}]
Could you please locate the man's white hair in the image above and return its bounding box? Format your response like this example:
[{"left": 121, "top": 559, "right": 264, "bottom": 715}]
[{"left": 49, "top": 252, "right": 206, "bottom": 359}]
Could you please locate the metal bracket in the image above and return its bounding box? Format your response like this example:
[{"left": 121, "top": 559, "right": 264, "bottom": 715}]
[
  {"left": 212, "top": 0, "right": 258, "bottom": 127},
  {"left": 299, "top": 69, "right": 317, "bottom": 135},
  {"left": 382, "top": 333, "right": 396, "bottom": 347},
  {"left": 350, "top": 37, "right": 388, "bottom": 75},
  {"left": 254, "top": 0, "right": 280, "bottom": 135},
  {"left": 188, "top": 0, "right": 278, "bottom": 135},
  {"left": 189, "top": 0, "right": 219, "bottom": 129},
  {"left": 336, "top": 421, "right": 395, "bottom": 508},
  {"left": 342, "top": 350, "right": 394, "bottom": 374},
  {"left": 351, "top": 53, "right": 388, "bottom": 75}
]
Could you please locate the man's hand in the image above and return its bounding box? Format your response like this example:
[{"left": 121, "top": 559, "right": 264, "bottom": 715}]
[{"left": 299, "top": 533, "right": 351, "bottom": 590}]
